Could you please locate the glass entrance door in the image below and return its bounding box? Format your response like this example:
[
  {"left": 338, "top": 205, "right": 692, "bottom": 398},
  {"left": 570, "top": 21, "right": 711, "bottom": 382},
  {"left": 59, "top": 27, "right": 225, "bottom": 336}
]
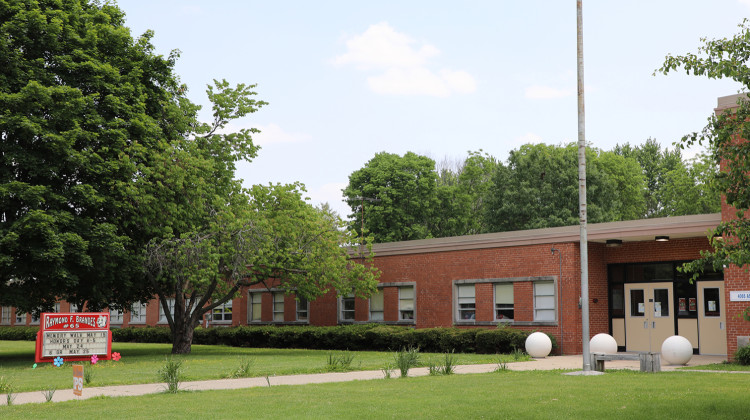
[
  {"left": 697, "top": 281, "right": 727, "bottom": 355},
  {"left": 624, "top": 282, "right": 674, "bottom": 352}
]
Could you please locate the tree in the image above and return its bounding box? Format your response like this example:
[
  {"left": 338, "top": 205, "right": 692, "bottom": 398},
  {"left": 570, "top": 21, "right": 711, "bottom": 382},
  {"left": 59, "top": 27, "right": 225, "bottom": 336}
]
[
  {"left": 0, "top": 0, "right": 190, "bottom": 313},
  {"left": 484, "top": 143, "right": 646, "bottom": 232},
  {"left": 613, "top": 138, "right": 687, "bottom": 218},
  {"left": 658, "top": 153, "right": 721, "bottom": 217},
  {"left": 657, "top": 18, "right": 750, "bottom": 281},
  {"left": 343, "top": 152, "right": 438, "bottom": 243},
  {"left": 146, "top": 183, "right": 379, "bottom": 354},
  {"left": 431, "top": 150, "right": 499, "bottom": 237}
]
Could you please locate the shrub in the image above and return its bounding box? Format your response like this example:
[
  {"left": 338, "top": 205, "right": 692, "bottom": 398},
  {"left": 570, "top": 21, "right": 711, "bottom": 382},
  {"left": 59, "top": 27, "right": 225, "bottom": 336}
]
[
  {"left": 0, "top": 326, "right": 39, "bottom": 341},
  {"left": 475, "top": 329, "right": 529, "bottom": 354},
  {"left": 736, "top": 344, "right": 750, "bottom": 365},
  {"left": 394, "top": 346, "right": 420, "bottom": 378}
]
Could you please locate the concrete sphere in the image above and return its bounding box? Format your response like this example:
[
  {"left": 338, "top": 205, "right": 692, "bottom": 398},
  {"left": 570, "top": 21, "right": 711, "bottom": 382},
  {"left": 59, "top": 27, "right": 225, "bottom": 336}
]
[
  {"left": 661, "top": 335, "right": 693, "bottom": 365},
  {"left": 590, "top": 333, "right": 618, "bottom": 354},
  {"left": 525, "top": 332, "right": 552, "bottom": 358}
]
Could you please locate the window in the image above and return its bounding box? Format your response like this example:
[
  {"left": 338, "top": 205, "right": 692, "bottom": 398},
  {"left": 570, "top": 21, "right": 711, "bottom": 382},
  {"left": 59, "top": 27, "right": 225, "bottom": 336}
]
[
  {"left": 399, "top": 286, "right": 415, "bottom": 320},
  {"left": 212, "top": 301, "right": 233, "bottom": 323},
  {"left": 1, "top": 307, "right": 11, "bottom": 325},
  {"left": 249, "top": 293, "right": 262, "bottom": 322},
  {"left": 273, "top": 292, "right": 285, "bottom": 322},
  {"left": 70, "top": 303, "right": 80, "bottom": 313},
  {"left": 296, "top": 297, "right": 308, "bottom": 321},
  {"left": 534, "top": 281, "right": 556, "bottom": 321},
  {"left": 110, "top": 308, "right": 124, "bottom": 324},
  {"left": 130, "top": 302, "right": 147, "bottom": 324},
  {"left": 340, "top": 294, "right": 355, "bottom": 321},
  {"left": 370, "top": 290, "right": 384, "bottom": 321},
  {"left": 54, "top": 303, "right": 61, "bottom": 313},
  {"left": 457, "top": 284, "right": 476, "bottom": 320},
  {"left": 494, "top": 283, "right": 514, "bottom": 321},
  {"left": 15, "top": 310, "right": 25, "bottom": 325},
  {"left": 30, "top": 311, "right": 40, "bottom": 325},
  {"left": 158, "top": 298, "right": 175, "bottom": 324}
]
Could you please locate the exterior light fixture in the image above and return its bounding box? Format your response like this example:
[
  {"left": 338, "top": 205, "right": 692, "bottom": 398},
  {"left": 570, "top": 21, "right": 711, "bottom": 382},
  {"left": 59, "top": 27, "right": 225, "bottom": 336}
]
[
  {"left": 655, "top": 235, "right": 670, "bottom": 242},
  {"left": 606, "top": 239, "right": 622, "bottom": 247}
]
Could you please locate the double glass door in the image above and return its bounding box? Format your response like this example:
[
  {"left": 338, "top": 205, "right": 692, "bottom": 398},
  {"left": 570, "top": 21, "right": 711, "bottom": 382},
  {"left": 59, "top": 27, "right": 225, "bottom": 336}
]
[{"left": 624, "top": 282, "right": 674, "bottom": 352}]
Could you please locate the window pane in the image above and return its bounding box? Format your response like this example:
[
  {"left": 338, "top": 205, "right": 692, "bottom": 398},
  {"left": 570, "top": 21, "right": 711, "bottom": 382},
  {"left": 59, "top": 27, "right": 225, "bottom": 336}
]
[
  {"left": 495, "top": 283, "right": 513, "bottom": 304},
  {"left": 399, "top": 286, "right": 414, "bottom": 299},
  {"left": 535, "top": 282, "right": 554, "bottom": 296},
  {"left": 535, "top": 309, "right": 555, "bottom": 321},
  {"left": 535, "top": 296, "right": 555, "bottom": 309},
  {"left": 653, "top": 288, "right": 669, "bottom": 317},
  {"left": 458, "top": 284, "right": 475, "bottom": 298},
  {"left": 630, "top": 289, "right": 645, "bottom": 316},
  {"left": 704, "top": 287, "right": 720, "bottom": 317},
  {"left": 370, "top": 291, "right": 384, "bottom": 311}
]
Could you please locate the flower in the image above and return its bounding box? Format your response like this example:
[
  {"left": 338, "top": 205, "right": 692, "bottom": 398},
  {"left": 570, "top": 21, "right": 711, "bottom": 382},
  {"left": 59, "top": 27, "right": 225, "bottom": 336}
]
[
  {"left": 90, "top": 354, "right": 98, "bottom": 364},
  {"left": 53, "top": 357, "right": 64, "bottom": 367},
  {"left": 111, "top": 352, "right": 121, "bottom": 362},
  {"left": 32, "top": 363, "right": 37, "bottom": 369}
]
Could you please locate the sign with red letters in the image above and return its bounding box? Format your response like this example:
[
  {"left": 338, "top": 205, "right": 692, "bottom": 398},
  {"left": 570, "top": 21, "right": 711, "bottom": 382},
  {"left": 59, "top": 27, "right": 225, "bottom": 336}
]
[{"left": 35, "top": 312, "right": 112, "bottom": 363}]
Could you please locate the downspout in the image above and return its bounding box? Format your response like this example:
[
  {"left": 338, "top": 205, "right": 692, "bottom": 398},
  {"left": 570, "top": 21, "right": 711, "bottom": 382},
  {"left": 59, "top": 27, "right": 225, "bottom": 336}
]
[{"left": 551, "top": 246, "right": 563, "bottom": 355}]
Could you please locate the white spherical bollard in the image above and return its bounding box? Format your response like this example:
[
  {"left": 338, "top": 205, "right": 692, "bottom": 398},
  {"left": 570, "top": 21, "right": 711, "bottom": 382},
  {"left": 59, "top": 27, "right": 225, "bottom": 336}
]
[
  {"left": 661, "top": 335, "right": 693, "bottom": 365},
  {"left": 589, "top": 333, "right": 618, "bottom": 354},
  {"left": 525, "top": 332, "right": 552, "bottom": 358}
]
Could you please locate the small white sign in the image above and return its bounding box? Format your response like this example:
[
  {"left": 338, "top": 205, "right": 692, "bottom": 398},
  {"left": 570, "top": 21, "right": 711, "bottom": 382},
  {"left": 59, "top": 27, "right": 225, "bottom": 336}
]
[{"left": 731, "top": 291, "right": 750, "bottom": 301}]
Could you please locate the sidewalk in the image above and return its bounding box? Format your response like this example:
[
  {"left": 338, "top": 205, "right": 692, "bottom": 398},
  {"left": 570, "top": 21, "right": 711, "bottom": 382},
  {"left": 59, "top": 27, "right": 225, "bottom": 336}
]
[{"left": 0, "top": 354, "right": 729, "bottom": 406}]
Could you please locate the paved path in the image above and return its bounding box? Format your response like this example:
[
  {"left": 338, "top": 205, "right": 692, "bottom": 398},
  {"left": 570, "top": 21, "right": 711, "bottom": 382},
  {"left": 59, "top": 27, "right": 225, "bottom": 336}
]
[{"left": 0, "top": 354, "right": 730, "bottom": 406}]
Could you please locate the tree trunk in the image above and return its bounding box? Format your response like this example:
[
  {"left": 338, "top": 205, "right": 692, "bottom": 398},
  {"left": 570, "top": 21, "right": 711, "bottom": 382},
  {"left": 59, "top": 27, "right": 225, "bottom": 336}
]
[{"left": 171, "top": 314, "right": 197, "bottom": 354}]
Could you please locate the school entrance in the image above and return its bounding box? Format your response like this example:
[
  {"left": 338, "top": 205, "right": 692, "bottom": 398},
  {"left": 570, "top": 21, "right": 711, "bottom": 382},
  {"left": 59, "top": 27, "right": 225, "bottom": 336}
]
[{"left": 609, "top": 262, "right": 726, "bottom": 355}]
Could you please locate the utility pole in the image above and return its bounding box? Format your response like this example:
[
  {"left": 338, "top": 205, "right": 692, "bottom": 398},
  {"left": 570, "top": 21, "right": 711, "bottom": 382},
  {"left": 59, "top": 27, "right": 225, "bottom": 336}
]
[
  {"left": 577, "top": 0, "right": 591, "bottom": 371},
  {"left": 353, "top": 196, "right": 380, "bottom": 257}
]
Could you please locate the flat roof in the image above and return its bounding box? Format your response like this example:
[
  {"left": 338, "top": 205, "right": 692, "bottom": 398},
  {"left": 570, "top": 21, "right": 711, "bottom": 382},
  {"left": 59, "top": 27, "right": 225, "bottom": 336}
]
[{"left": 369, "top": 213, "right": 720, "bottom": 257}]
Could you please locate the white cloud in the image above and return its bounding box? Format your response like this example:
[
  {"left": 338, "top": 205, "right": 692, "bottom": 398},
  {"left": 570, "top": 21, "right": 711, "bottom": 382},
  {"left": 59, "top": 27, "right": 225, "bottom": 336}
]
[
  {"left": 334, "top": 22, "right": 439, "bottom": 70},
  {"left": 740, "top": 0, "right": 750, "bottom": 8},
  {"left": 335, "top": 22, "right": 476, "bottom": 97},
  {"left": 525, "top": 85, "right": 573, "bottom": 99}
]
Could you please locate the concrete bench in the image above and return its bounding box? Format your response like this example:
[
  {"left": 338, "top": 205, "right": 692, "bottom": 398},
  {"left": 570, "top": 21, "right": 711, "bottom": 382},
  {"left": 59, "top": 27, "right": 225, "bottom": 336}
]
[{"left": 590, "top": 352, "right": 661, "bottom": 373}]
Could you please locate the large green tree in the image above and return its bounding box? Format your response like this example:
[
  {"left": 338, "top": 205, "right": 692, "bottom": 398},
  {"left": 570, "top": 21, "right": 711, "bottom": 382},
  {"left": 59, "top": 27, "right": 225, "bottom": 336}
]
[
  {"left": 0, "top": 0, "right": 188, "bottom": 312},
  {"left": 658, "top": 19, "right": 750, "bottom": 281},
  {"left": 343, "top": 152, "right": 438, "bottom": 243},
  {"left": 613, "top": 138, "right": 690, "bottom": 218},
  {"left": 484, "top": 143, "right": 646, "bottom": 232},
  {"left": 146, "top": 183, "right": 379, "bottom": 354}
]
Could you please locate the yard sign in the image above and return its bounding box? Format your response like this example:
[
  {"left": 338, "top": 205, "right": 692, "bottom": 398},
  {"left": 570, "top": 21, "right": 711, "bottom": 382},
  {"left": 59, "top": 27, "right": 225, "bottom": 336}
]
[{"left": 34, "top": 312, "right": 112, "bottom": 363}]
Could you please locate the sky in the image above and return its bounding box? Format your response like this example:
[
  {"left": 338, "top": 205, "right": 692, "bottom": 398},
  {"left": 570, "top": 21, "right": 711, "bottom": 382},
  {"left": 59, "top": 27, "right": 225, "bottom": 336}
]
[{"left": 116, "top": 0, "right": 747, "bottom": 219}]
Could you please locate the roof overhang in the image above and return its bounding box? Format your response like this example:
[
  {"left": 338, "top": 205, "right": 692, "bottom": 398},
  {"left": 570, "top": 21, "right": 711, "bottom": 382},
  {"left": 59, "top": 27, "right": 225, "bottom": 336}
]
[{"left": 367, "top": 213, "right": 720, "bottom": 257}]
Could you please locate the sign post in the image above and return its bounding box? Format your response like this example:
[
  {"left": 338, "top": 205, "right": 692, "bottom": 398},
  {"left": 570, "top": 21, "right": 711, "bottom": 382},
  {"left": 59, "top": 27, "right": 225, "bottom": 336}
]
[{"left": 35, "top": 312, "right": 112, "bottom": 363}]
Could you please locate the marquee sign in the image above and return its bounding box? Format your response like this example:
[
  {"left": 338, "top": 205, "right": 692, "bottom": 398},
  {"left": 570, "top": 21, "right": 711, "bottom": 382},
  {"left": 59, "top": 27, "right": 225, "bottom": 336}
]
[{"left": 35, "top": 312, "right": 112, "bottom": 363}]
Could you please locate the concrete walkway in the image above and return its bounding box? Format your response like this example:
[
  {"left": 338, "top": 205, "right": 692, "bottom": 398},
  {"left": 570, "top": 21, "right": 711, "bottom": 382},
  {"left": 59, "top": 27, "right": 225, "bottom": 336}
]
[{"left": 0, "top": 354, "right": 730, "bottom": 406}]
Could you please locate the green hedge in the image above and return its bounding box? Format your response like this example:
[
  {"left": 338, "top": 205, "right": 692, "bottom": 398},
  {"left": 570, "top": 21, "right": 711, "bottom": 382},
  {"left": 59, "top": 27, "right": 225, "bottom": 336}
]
[{"left": 0, "top": 324, "right": 533, "bottom": 354}]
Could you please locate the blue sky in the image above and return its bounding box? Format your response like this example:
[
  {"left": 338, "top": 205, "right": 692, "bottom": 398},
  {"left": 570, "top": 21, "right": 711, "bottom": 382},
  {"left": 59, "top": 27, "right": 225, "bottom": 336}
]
[{"left": 117, "top": 0, "right": 747, "bottom": 219}]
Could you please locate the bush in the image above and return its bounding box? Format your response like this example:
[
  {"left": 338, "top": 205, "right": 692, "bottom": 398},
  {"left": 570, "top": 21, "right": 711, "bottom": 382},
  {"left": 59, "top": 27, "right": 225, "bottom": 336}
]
[
  {"left": 3, "top": 323, "right": 534, "bottom": 354},
  {"left": 475, "top": 329, "right": 529, "bottom": 354},
  {"left": 0, "top": 326, "right": 38, "bottom": 341},
  {"left": 736, "top": 345, "right": 750, "bottom": 365}
]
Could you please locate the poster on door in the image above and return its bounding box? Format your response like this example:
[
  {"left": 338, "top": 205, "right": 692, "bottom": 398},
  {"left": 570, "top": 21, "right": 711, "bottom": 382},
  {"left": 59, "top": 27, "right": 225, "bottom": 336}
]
[{"left": 654, "top": 302, "right": 662, "bottom": 317}]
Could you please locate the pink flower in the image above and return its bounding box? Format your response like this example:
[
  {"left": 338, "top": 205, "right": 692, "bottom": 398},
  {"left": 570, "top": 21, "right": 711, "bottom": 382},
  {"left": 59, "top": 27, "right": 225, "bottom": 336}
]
[
  {"left": 90, "top": 354, "right": 98, "bottom": 364},
  {"left": 112, "top": 352, "right": 121, "bottom": 362}
]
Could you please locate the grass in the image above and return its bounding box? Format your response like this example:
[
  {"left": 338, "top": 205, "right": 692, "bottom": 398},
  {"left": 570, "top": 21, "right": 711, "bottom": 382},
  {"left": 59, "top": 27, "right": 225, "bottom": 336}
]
[
  {"left": 1, "top": 370, "right": 749, "bottom": 419},
  {"left": 681, "top": 362, "right": 750, "bottom": 371},
  {"left": 0, "top": 341, "right": 517, "bottom": 392}
]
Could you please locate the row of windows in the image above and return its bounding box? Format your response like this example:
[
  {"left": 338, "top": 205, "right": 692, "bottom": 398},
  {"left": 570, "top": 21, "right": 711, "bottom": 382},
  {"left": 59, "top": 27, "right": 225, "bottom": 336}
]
[
  {"left": 455, "top": 279, "right": 556, "bottom": 323},
  {"left": 248, "top": 292, "right": 308, "bottom": 323},
  {"left": 1, "top": 300, "right": 234, "bottom": 326}
]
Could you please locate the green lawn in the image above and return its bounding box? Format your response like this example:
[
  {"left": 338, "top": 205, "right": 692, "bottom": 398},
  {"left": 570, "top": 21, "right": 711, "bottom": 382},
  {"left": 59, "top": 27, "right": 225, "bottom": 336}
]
[
  {"left": 0, "top": 341, "right": 515, "bottom": 392},
  {"left": 2, "top": 370, "right": 749, "bottom": 419},
  {"left": 682, "top": 362, "right": 750, "bottom": 371}
]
